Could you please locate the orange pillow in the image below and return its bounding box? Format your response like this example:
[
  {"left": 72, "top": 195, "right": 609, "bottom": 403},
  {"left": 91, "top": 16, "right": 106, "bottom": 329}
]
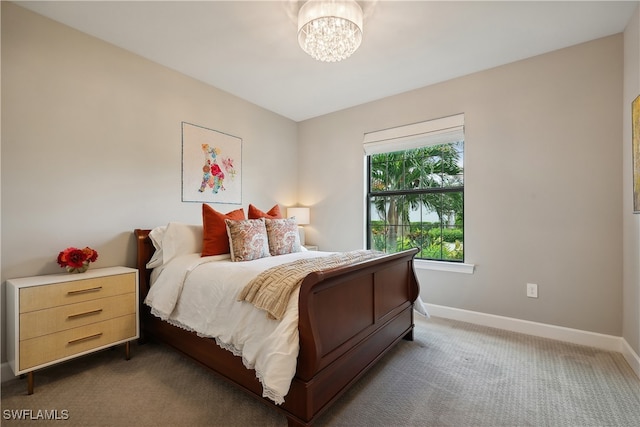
[
  {"left": 247, "top": 204, "right": 283, "bottom": 219},
  {"left": 201, "top": 204, "right": 245, "bottom": 256}
]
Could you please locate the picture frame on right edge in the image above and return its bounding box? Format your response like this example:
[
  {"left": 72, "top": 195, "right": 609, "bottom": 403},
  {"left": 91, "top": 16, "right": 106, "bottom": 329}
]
[{"left": 634, "top": 94, "right": 640, "bottom": 213}]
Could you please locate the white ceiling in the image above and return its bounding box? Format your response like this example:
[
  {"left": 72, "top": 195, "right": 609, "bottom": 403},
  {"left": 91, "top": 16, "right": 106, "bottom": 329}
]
[{"left": 16, "top": 1, "right": 638, "bottom": 122}]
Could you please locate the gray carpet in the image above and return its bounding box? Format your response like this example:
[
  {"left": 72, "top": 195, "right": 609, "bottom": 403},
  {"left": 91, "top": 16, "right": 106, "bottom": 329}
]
[{"left": 2, "top": 316, "right": 639, "bottom": 426}]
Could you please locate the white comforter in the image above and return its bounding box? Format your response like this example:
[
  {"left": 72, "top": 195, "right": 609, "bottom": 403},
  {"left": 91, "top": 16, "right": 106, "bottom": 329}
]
[{"left": 144, "top": 250, "right": 335, "bottom": 404}]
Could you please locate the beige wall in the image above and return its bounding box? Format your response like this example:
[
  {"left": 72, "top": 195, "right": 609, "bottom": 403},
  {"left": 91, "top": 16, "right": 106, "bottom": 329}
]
[
  {"left": 623, "top": 5, "right": 640, "bottom": 355},
  {"left": 2, "top": 1, "right": 638, "bottom": 368},
  {"left": 1, "top": 3, "right": 298, "bottom": 363},
  {"left": 298, "top": 35, "right": 624, "bottom": 336}
]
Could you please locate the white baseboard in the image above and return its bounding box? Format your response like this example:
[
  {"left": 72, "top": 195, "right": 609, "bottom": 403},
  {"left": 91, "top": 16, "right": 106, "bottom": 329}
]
[
  {"left": 1, "top": 362, "right": 16, "bottom": 383},
  {"left": 620, "top": 336, "right": 640, "bottom": 379},
  {"left": 425, "top": 303, "right": 640, "bottom": 379}
]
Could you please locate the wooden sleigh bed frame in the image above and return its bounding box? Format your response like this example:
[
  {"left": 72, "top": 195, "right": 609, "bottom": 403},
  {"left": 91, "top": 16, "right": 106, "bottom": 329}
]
[{"left": 134, "top": 229, "right": 420, "bottom": 426}]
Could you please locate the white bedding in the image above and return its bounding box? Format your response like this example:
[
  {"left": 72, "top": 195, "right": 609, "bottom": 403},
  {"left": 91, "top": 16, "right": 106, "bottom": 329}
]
[{"left": 144, "top": 250, "right": 336, "bottom": 404}]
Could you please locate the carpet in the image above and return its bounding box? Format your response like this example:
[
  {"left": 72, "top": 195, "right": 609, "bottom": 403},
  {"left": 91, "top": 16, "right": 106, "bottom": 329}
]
[{"left": 2, "top": 316, "right": 639, "bottom": 426}]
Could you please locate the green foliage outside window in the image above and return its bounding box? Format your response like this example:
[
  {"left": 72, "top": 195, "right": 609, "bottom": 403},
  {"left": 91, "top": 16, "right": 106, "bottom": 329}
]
[{"left": 367, "top": 142, "right": 464, "bottom": 261}]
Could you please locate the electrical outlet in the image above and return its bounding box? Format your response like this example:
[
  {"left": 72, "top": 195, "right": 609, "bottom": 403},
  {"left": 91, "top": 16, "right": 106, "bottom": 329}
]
[{"left": 526, "top": 283, "right": 538, "bottom": 298}]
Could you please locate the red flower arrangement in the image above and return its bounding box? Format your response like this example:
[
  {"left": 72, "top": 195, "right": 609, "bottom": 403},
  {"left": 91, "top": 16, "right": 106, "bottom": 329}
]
[{"left": 57, "top": 246, "right": 98, "bottom": 273}]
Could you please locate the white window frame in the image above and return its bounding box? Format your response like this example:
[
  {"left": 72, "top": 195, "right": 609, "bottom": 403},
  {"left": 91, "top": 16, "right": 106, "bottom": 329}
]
[{"left": 363, "top": 113, "right": 475, "bottom": 274}]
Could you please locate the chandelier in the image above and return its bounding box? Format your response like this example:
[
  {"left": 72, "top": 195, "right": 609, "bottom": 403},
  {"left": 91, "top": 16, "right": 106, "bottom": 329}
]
[{"left": 297, "top": 0, "right": 363, "bottom": 63}]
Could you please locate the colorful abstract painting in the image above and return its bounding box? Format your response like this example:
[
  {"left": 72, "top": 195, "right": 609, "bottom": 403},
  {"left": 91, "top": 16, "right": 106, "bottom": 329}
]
[
  {"left": 182, "top": 122, "right": 241, "bottom": 204},
  {"left": 634, "top": 95, "right": 640, "bottom": 213}
]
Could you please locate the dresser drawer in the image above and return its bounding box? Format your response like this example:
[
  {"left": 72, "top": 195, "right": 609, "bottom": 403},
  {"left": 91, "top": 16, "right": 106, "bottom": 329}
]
[
  {"left": 19, "top": 272, "right": 136, "bottom": 313},
  {"left": 20, "top": 314, "right": 136, "bottom": 370},
  {"left": 20, "top": 293, "right": 136, "bottom": 340}
]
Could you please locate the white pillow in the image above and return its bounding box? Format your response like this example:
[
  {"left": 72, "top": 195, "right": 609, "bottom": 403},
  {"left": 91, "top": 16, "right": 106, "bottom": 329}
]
[
  {"left": 146, "top": 225, "right": 167, "bottom": 269},
  {"left": 145, "top": 222, "right": 203, "bottom": 268}
]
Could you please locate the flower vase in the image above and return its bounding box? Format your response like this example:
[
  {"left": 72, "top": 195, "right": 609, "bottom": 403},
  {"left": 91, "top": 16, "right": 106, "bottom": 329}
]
[{"left": 66, "top": 262, "right": 89, "bottom": 274}]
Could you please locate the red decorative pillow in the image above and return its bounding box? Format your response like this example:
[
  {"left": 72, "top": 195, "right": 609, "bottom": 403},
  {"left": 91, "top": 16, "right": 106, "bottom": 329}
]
[
  {"left": 201, "top": 204, "right": 245, "bottom": 256},
  {"left": 248, "top": 204, "right": 283, "bottom": 219}
]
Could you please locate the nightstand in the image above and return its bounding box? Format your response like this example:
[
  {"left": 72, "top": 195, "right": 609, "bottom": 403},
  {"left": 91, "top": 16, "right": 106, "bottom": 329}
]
[{"left": 6, "top": 266, "right": 139, "bottom": 394}]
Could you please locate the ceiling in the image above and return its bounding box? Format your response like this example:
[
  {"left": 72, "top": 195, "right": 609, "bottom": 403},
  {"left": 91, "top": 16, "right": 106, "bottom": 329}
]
[{"left": 16, "top": 1, "right": 638, "bottom": 122}]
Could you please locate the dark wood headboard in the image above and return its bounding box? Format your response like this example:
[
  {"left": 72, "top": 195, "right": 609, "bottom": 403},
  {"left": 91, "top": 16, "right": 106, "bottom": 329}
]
[{"left": 134, "top": 229, "right": 153, "bottom": 301}]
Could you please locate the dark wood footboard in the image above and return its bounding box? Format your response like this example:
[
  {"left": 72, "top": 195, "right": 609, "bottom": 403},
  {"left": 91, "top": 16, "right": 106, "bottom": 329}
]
[{"left": 134, "top": 229, "right": 419, "bottom": 426}]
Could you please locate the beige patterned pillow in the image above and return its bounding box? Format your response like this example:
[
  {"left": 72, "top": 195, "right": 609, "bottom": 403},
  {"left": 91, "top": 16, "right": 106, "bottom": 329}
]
[
  {"left": 265, "top": 218, "right": 301, "bottom": 256},
  {"left": 225, "top": 218, "right": 270, "bottom": 262}
]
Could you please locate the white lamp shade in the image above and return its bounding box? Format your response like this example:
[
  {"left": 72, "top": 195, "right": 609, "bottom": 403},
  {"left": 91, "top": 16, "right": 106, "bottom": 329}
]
[{"left": 287, "top": 207, "right": 310, "bottom": 225}]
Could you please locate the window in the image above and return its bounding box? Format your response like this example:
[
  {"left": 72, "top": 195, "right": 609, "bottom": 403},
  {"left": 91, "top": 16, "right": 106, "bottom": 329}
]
[{"left": 364, "top": 114, "right": 464, "bottom": 262}]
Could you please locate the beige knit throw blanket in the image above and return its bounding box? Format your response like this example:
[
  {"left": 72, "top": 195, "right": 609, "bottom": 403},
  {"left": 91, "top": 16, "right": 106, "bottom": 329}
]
[{"left": 238, "top": 250, "right": 380, "bottom": 320}]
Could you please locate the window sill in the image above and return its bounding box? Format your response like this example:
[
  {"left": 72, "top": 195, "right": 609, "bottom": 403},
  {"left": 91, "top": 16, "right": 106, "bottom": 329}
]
[{"left": 414, "top": 259, "right": 475, "bottom": 274}]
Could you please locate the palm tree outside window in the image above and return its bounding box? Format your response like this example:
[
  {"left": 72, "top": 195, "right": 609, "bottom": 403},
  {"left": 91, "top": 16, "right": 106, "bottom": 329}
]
[{"left": 364, "top": 114, "right": 464, "bottom": 262}]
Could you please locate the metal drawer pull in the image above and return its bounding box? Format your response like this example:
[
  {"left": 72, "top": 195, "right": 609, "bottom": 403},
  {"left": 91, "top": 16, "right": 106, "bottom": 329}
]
[
  {"left": 67, "top": 286, "right": 102, "bottom": 295},
  {"left": 68, "top": 332, "right": 103, "bottom": 344},
  {"left": 67, "top": 309, "right": 103, "bottom": 319}
]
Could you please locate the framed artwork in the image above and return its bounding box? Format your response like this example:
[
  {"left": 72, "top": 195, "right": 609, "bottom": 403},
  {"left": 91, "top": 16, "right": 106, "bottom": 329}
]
[
  {"left": 634, "top": 95, "right": 640, "bottom": 213},
  {"left": 182, "top": 122, "right": 242, "bottom": 204}
]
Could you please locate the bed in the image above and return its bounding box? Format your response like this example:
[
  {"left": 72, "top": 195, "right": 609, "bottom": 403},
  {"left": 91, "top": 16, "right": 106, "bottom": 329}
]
[{"left": 134, "top": 225, "right": 420, "bottom": 426}]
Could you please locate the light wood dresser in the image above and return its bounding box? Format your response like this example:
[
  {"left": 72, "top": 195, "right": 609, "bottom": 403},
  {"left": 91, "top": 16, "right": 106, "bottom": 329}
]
[{"left": 6, "top": 266, "right": 139, "bottom": 394}]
